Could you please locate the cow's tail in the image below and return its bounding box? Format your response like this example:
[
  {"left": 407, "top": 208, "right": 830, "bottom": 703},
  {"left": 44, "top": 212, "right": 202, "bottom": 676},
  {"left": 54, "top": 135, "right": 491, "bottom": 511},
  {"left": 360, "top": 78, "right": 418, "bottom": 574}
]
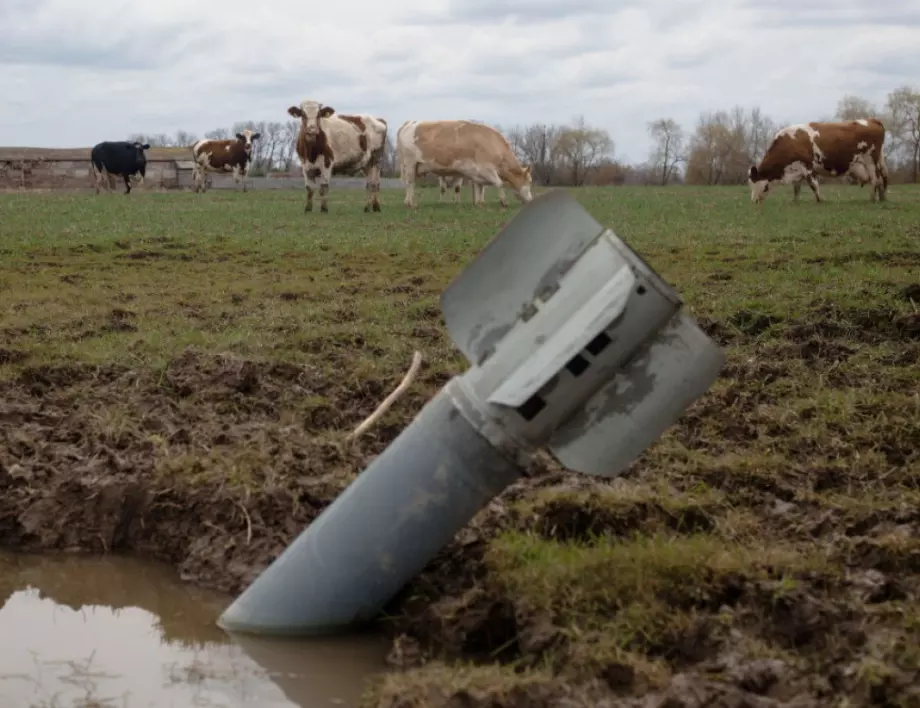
[
  {"left": 879, "top": 151, "right": 890, "bottom": 192},
  {"left": 90, "top": 156, "right": 103, "bottom": 191},
  {"left": 395, "top": 121, "right": 415, "bottom": 185}
]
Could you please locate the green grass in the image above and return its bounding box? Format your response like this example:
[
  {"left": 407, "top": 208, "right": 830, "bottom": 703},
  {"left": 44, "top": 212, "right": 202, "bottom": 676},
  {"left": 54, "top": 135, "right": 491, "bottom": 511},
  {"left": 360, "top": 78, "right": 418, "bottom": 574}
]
[
  {"left": 1, "top": 183, "right": 917, "bottom": 373},
  {"left": 2, "top": 182, "right": 920, "bottom": 705}
]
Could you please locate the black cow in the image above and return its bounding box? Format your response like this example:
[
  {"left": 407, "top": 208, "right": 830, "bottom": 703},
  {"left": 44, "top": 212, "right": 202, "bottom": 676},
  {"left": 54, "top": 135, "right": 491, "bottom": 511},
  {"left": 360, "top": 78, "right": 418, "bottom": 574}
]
[{"left": 90, "top": 141, "right": 150, "bottom": 194}]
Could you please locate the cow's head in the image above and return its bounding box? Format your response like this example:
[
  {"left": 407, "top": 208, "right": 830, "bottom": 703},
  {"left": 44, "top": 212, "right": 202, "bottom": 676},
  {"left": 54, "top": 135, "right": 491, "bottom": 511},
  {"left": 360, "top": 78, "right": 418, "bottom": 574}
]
[
  {"left": 748, "top": 165, "right": 770, "bottom": 203},
  {"left": 287, "top": 100, "right": 335, "bottom": 138},
  {"left": 236, "top": 129, "right": 261, "bottom": 153},
  {"left": 507, "top": 163, "right": 534, "bottom": 202},
  {"left": 132, "top": 141, "right": 150, "bottom": 177}
]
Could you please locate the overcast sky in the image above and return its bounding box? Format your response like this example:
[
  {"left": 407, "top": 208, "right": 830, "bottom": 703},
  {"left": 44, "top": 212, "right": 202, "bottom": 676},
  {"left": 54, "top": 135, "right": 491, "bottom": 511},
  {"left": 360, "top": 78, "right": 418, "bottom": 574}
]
[{"left": 2, "top": 0, "right": 918, "bottom": 163}]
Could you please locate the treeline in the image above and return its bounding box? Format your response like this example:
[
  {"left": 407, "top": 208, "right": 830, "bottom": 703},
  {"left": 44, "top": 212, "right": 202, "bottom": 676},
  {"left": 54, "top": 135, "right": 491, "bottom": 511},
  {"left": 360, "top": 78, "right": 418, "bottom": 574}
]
[
  {"left": 129, "top": 84, "right": 920, "bottom": 186},
  {"left": 499, "top": 85, "right": 920, "bottom": 186}
]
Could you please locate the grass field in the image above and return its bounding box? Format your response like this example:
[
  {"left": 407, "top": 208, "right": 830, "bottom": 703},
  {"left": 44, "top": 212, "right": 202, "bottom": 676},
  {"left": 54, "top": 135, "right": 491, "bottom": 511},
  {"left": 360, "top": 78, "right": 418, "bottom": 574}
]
[{"left": 1, "top": 183, "right": 919, "bottom": 706}]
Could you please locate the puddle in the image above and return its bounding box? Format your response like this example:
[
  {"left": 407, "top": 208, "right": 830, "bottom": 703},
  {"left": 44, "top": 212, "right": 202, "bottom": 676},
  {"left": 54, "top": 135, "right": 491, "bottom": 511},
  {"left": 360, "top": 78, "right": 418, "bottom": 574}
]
[{"left": 0, "top": 551, "right": 391, "bottom": 707}]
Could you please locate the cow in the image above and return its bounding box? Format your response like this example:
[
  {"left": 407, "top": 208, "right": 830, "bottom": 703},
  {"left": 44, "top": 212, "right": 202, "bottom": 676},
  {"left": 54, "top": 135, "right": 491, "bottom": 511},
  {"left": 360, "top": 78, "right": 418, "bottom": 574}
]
[
  {"left": 285, "top": 99, "right": 388, "bottom": 213},
  {"left": 748, "top": 118, "right": 888, "bottom": 204},
  {"left": 90, "top": 140, "right": 150, "bottom": 195},
  {"left": 437, "top": 176, "right": 501, "bottom": 204},
  {"left": 397, "top": 120, "right": 532, "bottom": 208},
  {"left": 191, "top": 129, "right": 261, "bottom": 193}
]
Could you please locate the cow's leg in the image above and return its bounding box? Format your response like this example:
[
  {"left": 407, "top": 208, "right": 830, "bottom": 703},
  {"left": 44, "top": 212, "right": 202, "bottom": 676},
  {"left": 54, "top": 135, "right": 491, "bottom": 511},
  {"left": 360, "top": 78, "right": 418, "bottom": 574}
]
[
  {"left": 490, "top": 177, "right": 508, "bottom": 208},
  {"left": 365, "top": 162, "right": 382, "bottom": 212},
  {"left": 404, "top": 164, "right": 418, "bottom": 208},
  {"left": 454, "top": 179, "right": 462, "bottom": 203},
  {"left": 439, "top": 177, "right": 447, "bottom": 202},
  {"left": 877, "top": 157, "right": 889, "bottom": 202},
  {"left": 472, "top": 182, "right": 484, "bottom": 207},
  {"left": 102, "top": 170, "right": 115, "bottom": 193},
  {"left": 319, "top": 166, "right": 332, "bottom": 213},
  {"left": 123, "top": 174, "right": 132, "bottom": 195},
  {"left": 792, "top": 182, "right": 801, "bottom": 201},
  {"left": 805, "top": 173, "right": 822, "bottom": 202},
  {"left": 303, "top": 166, "right": 316, "bottom": 212},
  {"left": 480, "top": 169, "right": 506, "bottom": 207},
  {"left": 862, "top": 159, "right": 879, "bottom": 202},
  {"left": 865, "top": 165, "right": 878, "bottom": 202}
]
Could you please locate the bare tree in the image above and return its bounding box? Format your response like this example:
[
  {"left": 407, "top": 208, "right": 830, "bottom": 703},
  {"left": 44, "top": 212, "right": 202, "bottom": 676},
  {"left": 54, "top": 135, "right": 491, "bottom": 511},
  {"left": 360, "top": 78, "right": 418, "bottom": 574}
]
[
  {"left": 554, "top": 115, "right": 613, "bottom": 186},
  {"left": 258, "top": 121, "right": 284, "bottom": 172},
  {"left": 836, "top": 94, "right": 877, "bottom": 121},
  {"left": 646, "top": 118, "right": 685, "bottom": 185},
  {"left": 280, "top": 120, "right": 300, "bottom": 170},
  {"left": 685, "top": 107, "right": 769, "bottom": 185},
  {"left": 381, "top": 135, "right": 399, "bottom": 177},
  {"left": 127, "top": 133, "right": 172, "bottom": 147},
  {"left": 746, "top": 107, "right": 777, "bottom": 166},
  {"left": 886, "top": 85, "right": 920, "bottom": 182},
  {"left": 173, "top": 130, "right": 197, "bottom": 148},
  {"left": 509, "top": 123, "right": 561, "bottom": 186},
  {"left": 205, "top": 128, "right": 230, "bottom": 140}
]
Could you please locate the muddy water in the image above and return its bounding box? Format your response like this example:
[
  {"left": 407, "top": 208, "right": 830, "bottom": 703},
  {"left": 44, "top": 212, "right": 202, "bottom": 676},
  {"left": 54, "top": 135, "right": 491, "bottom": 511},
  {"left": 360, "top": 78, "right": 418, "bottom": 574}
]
[{"left": 0, "top": 551, "right": 391, "bottom": 707}]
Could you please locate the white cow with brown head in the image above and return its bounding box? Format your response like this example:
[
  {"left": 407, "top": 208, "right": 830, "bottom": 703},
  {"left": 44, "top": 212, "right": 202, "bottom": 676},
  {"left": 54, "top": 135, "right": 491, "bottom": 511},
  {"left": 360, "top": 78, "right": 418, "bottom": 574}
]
[
  {"left": 397, "top": 119, "right": 532, "bottom": 208},
  {"left": 748, "top": 118, "right": 888, "bottom": 203},
  {"left": 286, "top": 99, "right": 388, "bottom": 213}
]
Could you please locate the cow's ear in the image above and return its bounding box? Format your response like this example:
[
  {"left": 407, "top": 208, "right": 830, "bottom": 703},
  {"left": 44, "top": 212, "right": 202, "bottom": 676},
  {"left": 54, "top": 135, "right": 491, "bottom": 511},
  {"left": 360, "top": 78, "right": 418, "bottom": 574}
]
[
  {"left": 142, "top": 144, "right": 150, "bottom": 150},
  {"left": 288, "top": 106, "right": 304, "bottom": 118},
  {"left": 251, "top": 133, "right": 261, "bottom": 140},
  {"left": 236, "top": 133, "right": 245, "bottom": 141},
  {"left": 748, "top": 165, "right": 758, "bottom": 181},
  {"left": 319, "top": 106, "right": 335, "bottom": 118}
]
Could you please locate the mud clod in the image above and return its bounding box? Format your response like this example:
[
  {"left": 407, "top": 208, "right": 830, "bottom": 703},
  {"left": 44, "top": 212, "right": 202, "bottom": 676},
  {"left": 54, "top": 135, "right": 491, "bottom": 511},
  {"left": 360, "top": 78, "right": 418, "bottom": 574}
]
[
  {"left": 0, "top": 348, "right": 28, "bottom": 364},
  {"left": 900, "top": 283, "right": 920, "bottom": 302}
]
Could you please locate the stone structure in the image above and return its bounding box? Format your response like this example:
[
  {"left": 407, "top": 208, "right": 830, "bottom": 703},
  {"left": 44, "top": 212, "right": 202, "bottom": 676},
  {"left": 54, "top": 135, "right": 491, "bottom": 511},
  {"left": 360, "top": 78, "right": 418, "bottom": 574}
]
[{"left": 0, "top": 147, "right": 196, "bottom": 191}]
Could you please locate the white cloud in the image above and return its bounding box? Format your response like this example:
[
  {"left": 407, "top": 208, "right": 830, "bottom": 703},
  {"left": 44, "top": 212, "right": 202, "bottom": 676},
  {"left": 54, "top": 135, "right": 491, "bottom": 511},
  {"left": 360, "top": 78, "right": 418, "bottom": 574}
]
[{"left": 1, "top": 0, "right": 918, "bottom": 162}]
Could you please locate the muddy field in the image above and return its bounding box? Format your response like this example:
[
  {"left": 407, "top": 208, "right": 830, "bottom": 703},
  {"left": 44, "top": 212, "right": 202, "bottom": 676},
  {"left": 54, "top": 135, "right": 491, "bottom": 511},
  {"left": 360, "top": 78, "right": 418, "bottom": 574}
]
[{"left": 1, "top": 184, "right": 919, "bottom": 706}]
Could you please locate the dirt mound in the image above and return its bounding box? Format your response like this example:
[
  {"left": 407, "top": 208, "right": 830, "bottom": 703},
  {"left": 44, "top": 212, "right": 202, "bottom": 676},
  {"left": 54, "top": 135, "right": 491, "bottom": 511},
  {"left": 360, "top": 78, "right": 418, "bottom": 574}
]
[
  {"left": 3, "top": 286, "right": 919, "bottom": 708},
  {"left": 0, "top": 350, "right": 397, "bottom": 592}
]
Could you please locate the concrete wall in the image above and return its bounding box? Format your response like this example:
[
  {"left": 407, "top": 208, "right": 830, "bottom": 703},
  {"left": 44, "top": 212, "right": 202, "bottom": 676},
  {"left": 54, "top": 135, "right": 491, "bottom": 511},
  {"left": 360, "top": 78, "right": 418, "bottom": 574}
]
[
  {"left": 0, "top": 159, "right": 184, "bottom": 191},
  {"left": 0, "top": 159, "right": 406, "bottom": 192}
]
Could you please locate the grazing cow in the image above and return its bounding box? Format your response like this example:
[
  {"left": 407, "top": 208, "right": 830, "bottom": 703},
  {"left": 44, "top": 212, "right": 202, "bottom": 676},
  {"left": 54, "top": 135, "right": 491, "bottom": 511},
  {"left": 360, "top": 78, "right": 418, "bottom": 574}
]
[
  {"left": 191, "top": 129, "right": 261, "bottom": 193},
  {"left": 437, "top": 176, "right": 501, "bottom": 204},
  {"left": 397, "top": 120, "right": 532, "bottom": 208},
  {"left": 748, "top": 118, "right": 888, "bottom": 203},
  {"left": 286, "top": 99, "right": 388, "bottom": 213},
  {"left": 90, "top": 140, "right": 150, "bottom": 194}
]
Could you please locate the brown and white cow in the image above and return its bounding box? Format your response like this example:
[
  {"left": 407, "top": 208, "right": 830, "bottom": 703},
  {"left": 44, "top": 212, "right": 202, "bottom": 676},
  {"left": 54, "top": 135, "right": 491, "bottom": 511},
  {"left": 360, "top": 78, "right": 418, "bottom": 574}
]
[
  {"left": 397, "top": 120, "right": 532, "bottom": 208},
  {"left": 191, "top": 129, "right": 261, "bottom": 193},
  {"left": 438, "top": 175, "right": 501, "bottom": 204},
  {"left": 286, "top": 99, "right": 388, "bottom": 213},
  {"left": 748, "top": 118, "right": 888, "bottom": 203}
]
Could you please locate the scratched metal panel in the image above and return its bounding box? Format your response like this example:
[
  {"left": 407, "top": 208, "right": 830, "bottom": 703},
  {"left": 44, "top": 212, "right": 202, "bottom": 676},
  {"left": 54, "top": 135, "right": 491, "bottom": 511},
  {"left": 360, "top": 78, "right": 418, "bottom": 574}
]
[
  {"left": 487, "top": 265, "right": 636, "bottom": 407},
  {"left": 440, "top": 189, "right": 607, "bottom": 364},
  {"left": 548, "top": 311, "right": 725, "bottom": 477}
]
